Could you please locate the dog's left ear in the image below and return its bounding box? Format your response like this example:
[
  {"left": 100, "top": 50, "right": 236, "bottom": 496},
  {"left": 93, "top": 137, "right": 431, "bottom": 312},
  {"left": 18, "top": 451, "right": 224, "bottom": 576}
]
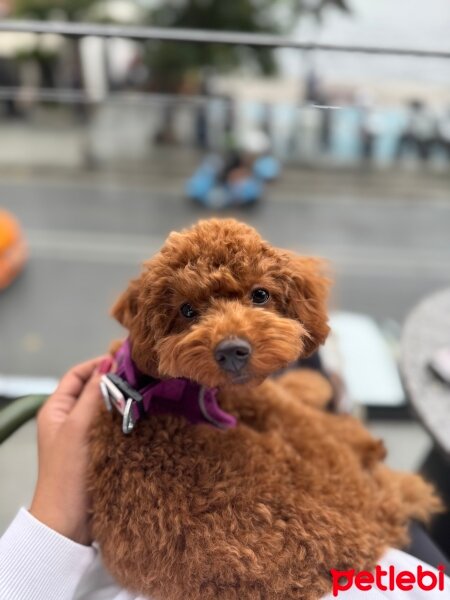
[{"left": 283, "top": 253, "right": 330, "bottom": 356}]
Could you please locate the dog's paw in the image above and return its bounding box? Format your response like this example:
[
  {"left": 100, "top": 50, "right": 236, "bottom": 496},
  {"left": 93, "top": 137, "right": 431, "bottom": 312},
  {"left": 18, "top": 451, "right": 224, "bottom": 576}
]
[{"left": 276, "top": 368, "right": 333, "bottom": 410}]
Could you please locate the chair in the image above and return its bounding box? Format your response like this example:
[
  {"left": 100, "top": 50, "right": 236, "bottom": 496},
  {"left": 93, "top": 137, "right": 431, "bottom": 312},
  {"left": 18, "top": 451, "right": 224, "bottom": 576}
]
[{"left": 0, "top": 396, "right": 46, "bottom": 444}]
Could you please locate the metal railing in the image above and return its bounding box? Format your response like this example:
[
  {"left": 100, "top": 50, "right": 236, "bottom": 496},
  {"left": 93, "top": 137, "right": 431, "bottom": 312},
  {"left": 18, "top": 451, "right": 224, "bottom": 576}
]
[
  {"left": 1, "top": 19, "right": 450, "bottom": 59},
  {"left": 0, "top": 87, "right": 209, "bottom": 106}
]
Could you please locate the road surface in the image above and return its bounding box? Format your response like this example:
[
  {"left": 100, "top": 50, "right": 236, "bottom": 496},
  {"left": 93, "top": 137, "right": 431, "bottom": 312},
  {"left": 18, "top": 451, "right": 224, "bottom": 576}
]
[{"left": 0, "top": 175, "right": 449, "bottom": 377}]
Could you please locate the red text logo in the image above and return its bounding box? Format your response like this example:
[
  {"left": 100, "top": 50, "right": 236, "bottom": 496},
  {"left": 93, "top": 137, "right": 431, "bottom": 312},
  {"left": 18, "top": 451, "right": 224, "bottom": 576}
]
[{"left": 330, "top": 565, "right": 446, "bottom": 596}]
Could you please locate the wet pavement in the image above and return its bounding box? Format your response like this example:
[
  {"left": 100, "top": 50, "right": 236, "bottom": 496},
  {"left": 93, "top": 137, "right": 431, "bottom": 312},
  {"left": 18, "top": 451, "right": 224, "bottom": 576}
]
[{"left": 0, "top": 172, "right": 449, "bottom": 378}]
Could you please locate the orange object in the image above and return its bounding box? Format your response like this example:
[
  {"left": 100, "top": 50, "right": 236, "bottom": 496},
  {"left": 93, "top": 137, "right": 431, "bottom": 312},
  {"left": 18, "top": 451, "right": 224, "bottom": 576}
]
[{"left": 0, "top": 209, "right": 28, "bottom": 289}]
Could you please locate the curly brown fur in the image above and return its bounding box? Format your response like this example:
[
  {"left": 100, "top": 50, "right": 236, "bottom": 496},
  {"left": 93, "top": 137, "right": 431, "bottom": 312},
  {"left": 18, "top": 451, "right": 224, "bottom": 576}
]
[
  {"left": 111, "top": 219, "right": 329, "bottom": 386},
  {"left": 88, "top": 219, "right": 441, "bottom": 600},
  {"left": 276, "top": 369, "right": 333, "bottom": 410}
]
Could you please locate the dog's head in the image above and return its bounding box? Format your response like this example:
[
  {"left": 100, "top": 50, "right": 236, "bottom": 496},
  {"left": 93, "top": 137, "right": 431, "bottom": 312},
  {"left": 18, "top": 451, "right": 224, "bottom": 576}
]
[{"left": 112, "top": 219, "right": 330, "bottom": 388}]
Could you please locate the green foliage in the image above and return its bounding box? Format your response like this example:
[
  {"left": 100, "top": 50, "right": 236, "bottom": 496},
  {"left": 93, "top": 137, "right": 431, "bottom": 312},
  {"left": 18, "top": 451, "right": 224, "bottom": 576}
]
[
  {"left": 13, "top": 0, "right": 98, "bottom": 21},
  {"left": 145, "top": 0, "right": 283, "bottom": 86},
  {"left": 144, "top": 0, "right": 351, "bottom": 89}
]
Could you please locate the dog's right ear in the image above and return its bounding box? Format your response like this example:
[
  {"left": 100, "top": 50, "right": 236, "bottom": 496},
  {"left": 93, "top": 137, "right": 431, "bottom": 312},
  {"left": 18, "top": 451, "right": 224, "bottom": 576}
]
[{"left": 111, "top": 277, "right": 140, "bottom": 329}]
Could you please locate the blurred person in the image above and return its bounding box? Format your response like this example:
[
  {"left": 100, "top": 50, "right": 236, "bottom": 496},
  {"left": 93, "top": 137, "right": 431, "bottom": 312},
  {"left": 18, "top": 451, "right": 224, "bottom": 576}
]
[
  {"left": 396, "top": 100, "right": 437, "bottom": 162},
  {"left": 125, "top": 53, "right": 149, "bottom": 90},
  {"left": 0, "top": 58, "right": 21, "bottom": 119},
  {"left": 154, "top": 101, "right": 177, "bottom": 145},
  {"left": 187, "top": 128, "right": 273, "bottom": 207},
  {"left": 304, "top": 68, "right": 328, "bottom": 107},
  {"left": 358, "top": 98, "right": 384, "bottom": 163},
  {"left": 220, "top": 129, "right": 271, "bottom": 182},
  {"left": 303, "top": 68, "right": 333, "bottom": 156},
  {"left": 437, "top": 106, "right": 450, "bottom": 159},
  {"left": 260, "top": 102, "right": 273, "bottom": 142},
  {"left": 195, "top": 100, "right": 209, "bottom": 150},
  {"left": 194, "top": 71, "right": 212, "bottom": 151},
  {"left": 222, "top": 94, "right": 237, "bottom": 150},
  {"left": 319, "top": 103, "right": 333, "bottom": 155}
]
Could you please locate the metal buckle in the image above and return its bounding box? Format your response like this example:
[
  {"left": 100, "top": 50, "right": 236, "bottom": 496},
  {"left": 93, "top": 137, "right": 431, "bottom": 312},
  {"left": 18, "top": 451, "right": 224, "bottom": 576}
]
[{"left": 100, "top": 373, "right": 143, "bottom": 434}]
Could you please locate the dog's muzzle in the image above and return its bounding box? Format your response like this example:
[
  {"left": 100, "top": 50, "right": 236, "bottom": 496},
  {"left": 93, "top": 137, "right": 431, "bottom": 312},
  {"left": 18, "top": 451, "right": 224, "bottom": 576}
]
[{"left": 214, "top": 337, "right": 252, "bottom": 374}]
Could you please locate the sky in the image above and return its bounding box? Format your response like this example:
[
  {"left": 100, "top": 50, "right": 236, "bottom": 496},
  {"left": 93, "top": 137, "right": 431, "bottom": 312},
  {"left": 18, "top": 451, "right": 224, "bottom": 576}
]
[{"left": 279, "top": 0, "right": 450, "bottom": 87}]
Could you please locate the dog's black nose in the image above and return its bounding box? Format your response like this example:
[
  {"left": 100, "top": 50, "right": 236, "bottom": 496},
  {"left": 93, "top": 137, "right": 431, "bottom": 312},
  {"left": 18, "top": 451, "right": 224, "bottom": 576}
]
[{"left": 214, "top": 338, "right": 251, "bottom": 373}]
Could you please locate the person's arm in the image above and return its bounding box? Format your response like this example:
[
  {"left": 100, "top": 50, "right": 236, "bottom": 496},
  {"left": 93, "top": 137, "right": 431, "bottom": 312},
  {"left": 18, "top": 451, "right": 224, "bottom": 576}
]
[
  {"left": 0, "top": 356, "right": 111, "bottom": 600},
  {"left": 0, "top": 508, "right": 95, "bottom": 600}
]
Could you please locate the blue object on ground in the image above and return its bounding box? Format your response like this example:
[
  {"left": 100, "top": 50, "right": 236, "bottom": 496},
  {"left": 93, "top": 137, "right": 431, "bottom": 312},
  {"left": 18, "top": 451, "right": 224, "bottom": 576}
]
[
  {"left": 186, "top": 156, "right": 263, "bottom": 208},
  {"left": 253, "top": 155, "right": 280, "bottom": 181}
]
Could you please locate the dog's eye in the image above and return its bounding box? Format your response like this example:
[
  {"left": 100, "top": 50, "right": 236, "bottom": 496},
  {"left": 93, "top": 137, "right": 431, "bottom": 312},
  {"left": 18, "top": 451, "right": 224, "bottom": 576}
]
[
  {"left": 251, "top": 288, "right": 270, "bottom": 305},
  {"left": 180, "top": 303, "right": 198, "bottom": 319}
]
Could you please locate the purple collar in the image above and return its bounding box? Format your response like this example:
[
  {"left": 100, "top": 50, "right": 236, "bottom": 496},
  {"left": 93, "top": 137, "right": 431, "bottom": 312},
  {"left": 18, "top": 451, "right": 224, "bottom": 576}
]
[{"left": 100, "top": 339, "right": 237, "bottom": 434}]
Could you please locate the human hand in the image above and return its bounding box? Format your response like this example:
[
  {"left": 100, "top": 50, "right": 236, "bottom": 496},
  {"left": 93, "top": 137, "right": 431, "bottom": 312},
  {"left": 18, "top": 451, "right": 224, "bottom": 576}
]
[{"left": 29, "top": 356, "right": 112, "bottom": 545}]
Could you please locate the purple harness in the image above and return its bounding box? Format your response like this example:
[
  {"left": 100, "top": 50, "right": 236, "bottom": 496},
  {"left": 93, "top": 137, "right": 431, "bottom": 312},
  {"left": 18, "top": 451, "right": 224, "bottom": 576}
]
[{"left": 100, "top": 339, "right": 237, "bottom": 434}]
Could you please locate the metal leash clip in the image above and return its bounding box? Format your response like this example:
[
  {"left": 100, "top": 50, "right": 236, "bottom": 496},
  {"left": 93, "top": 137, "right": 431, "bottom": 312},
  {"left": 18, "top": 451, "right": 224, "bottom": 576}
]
[{"left": 100, "top": 373, "right": 144, "bottom": 434}]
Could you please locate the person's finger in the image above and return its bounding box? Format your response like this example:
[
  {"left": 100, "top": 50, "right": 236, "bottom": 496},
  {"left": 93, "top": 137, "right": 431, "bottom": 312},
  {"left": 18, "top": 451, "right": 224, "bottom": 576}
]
[
  {"left": 53, "top": 356, "right": 105, "bottom": 399},
  {"left": 69, "top": 371, "right": 103, "bottom": 428},
  {"left": 56, "top": 357, "right": 106, "bottom": 397},
  {"left": 46, "top": 357, "right": 107, "bottom": 414}
]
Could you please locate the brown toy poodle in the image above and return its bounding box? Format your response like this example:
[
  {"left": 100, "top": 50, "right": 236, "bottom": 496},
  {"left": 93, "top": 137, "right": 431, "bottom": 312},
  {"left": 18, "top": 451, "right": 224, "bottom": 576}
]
[{"left": 88, "top": 218, "right": 440, "bottom": 600}]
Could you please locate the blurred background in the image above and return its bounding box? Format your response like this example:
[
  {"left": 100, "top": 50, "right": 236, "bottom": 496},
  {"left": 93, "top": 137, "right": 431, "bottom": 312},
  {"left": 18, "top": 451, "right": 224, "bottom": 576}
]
[{"left": 0, "top": 0, "right": 449, "bottom": 547}]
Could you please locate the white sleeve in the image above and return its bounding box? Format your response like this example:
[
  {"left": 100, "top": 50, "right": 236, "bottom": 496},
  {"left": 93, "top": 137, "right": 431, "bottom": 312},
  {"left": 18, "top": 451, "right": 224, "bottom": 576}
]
[{"left": 0, "top": 508, "right": 96, "bottom": 600}]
